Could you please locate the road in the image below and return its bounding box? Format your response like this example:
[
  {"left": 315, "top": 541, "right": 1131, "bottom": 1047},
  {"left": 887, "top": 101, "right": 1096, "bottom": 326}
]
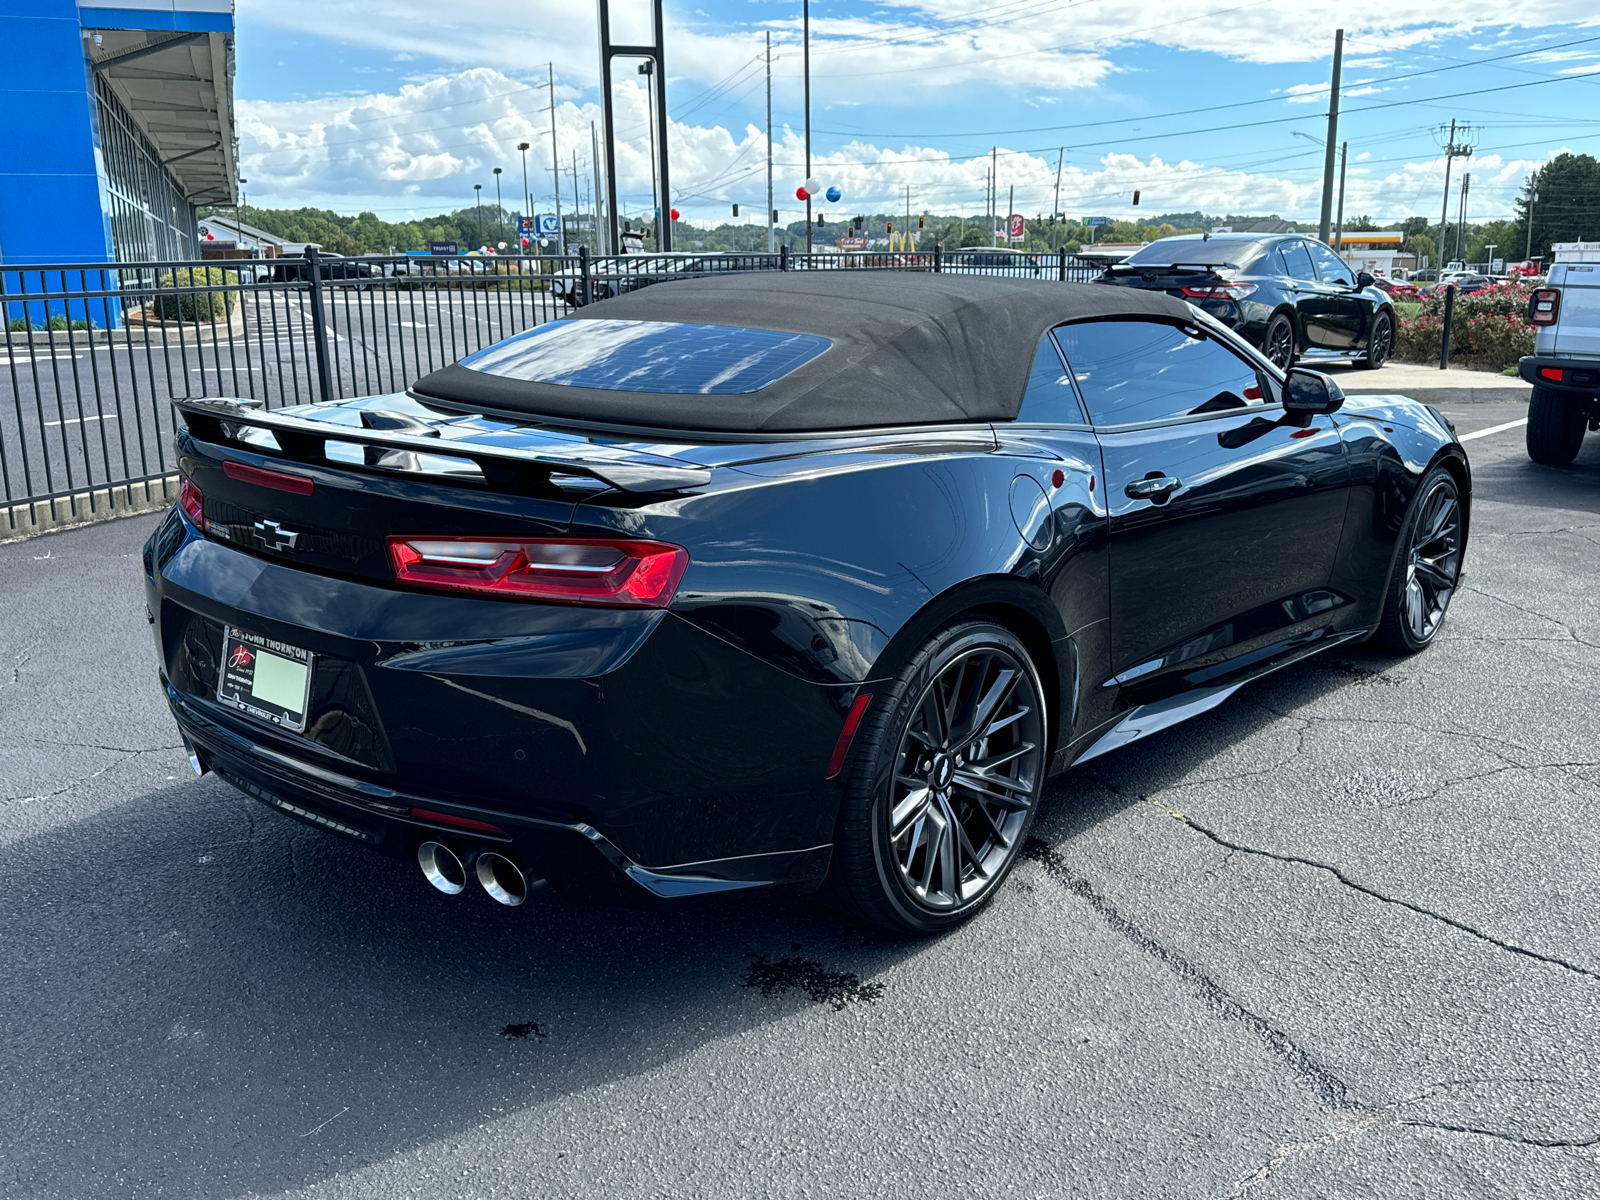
[{"left": 2, "top": 400, "right": 1597, "bottom": 1198}]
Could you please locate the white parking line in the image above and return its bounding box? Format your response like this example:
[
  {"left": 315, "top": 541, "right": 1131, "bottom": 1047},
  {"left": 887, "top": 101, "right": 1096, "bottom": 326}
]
[
  {"left": 45, "top": 414, "right": 118, "bottom": 426},
  {"left": 1458, "top": 418, "right": 1529, "bottom": 442}
]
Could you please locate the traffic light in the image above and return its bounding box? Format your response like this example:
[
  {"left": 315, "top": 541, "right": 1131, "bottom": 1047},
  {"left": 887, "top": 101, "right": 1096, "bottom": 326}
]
[
  {"left": 771, "top": 209, "right": 779, "bottom": 224},
  {"left": 1132, "top": 190, "right": 1140, "bottom": 206},
  {"left": 886, "top": 221, "right": 893, "bottom": 233},
  {"left": 918, "top": 215, "right": 925, "bottom": 229},
  {"left": 732, "top": 203, "right": 739, "bottom": 217}
]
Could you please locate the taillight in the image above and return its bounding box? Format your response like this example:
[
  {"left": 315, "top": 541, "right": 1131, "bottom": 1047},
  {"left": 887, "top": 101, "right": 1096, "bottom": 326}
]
[
  {"left": 1182, "top": 282, "right": 1258, "bottom": 300},
  {"left": 387, "top": 536, "right": 689, "bottom": 607},
  {"left": 1529, "top": 288, "right": 1561, "bottom": 326},
  {"left": 179, "top": 475, "right": 204, "bottom": 527}
]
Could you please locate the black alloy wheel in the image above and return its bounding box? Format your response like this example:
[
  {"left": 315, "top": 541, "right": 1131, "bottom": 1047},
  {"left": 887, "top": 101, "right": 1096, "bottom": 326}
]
[
  {"left": 1264, "top": 313, "right": 1297, "bottom": 370},
  {"left": 821, "top": 618, "right": 1048, "bottom": 935},
  {"left": 1357, "top": 310, "right": 1393, "bottom": 370},
  {"left": 1379, "top": 466, "right": 1464, "bottom": 654},
  {"left": 1526, "top": 386, "right": 1588, "bottom": 465}
]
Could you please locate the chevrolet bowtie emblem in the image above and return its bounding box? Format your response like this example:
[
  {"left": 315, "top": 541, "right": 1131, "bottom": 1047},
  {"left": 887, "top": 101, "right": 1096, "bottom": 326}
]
[{"left": 253, "top": 519, "right": 300, "bottom": 552}]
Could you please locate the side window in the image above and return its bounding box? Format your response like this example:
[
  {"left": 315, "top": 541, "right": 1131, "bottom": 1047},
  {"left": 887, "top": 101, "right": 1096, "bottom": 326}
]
[
  {"left": 1260, "top": 246, "right": 1291, "bottom": 277},
  {"left": 1281, "top": 240, "right": 1318, "bottom": 282},
  {"left": 1054, "top": 319, "right": 1268, "bottom": 426},
  {"left": 1017, "top": 331, "right": 1085, "bottom": 424},
  {"left": 1307, "top": 241, "right": 1355, "bottom": 286}
]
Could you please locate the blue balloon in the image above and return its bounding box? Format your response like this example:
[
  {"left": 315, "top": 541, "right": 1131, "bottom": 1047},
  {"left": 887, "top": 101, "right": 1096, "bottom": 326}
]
[{"left": 825, "top": 186, "right": 841, "bottom": 203}]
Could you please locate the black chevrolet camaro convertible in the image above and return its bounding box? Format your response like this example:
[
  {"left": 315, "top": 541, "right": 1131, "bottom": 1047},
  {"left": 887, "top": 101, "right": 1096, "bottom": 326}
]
[{"left": 144, "top": 274, "right": 1469, "bottom": 934}]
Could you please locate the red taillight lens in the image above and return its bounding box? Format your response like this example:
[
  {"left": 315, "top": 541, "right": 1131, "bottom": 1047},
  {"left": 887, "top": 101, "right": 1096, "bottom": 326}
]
[
  {"left": 1181, "top": 282, "right": 1257, "bottom": 300},
  {"left": 179, "top": 475, "right": 204, "bottom": 527},
  {"left": 410, "top": 807, "right": 506, "bottom": 835},
  {"left": 1540, "top": 367, "right": 1564, "bottom": 381},
  {"left": 1529, "top": 288, "right": 1561, "bottom": 326},
  {"left": 223, "top": 460, "right": 315, "bottom": 495},
  {"left": 387, "top": 536, "right": 689, "bottom": 607}
]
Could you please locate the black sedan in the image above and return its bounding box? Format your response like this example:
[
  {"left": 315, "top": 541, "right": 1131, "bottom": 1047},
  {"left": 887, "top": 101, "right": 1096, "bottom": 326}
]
[
  {"left": 1097, "top": 233, "right": 1399, "bottom": 372},
  {"left": 145, "top": 274, "right": 1467, "bottom": 934}
]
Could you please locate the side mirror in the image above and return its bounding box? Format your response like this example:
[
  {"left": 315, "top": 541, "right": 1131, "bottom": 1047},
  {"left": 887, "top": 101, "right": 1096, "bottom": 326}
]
[
  {"left": 1355, "top": 270, "right": 1375, "bottom": 289},
  {"left": 1284, "top": 367, "right": 1345, "bottom": 416}
]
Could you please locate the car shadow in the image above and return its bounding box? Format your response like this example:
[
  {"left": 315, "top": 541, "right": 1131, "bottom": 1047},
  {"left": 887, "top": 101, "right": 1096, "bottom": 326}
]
[{"left": 0, "top": 641, "right": 1402, "bottom": 1198}]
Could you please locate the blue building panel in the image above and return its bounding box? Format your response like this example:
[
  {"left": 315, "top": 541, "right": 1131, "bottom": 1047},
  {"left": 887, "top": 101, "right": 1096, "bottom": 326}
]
[{"left": 78, "top": 7, "right": 233, "bottom": 32}]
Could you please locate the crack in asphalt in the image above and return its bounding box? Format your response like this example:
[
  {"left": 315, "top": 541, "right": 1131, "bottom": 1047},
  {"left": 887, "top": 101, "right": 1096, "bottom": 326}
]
[
  {"left": 1226, "top": 1112, "right": 1381, "bottom": 1198},
  {"left": 0, "top": 745, "right": 183, "bottom": 807},
  {"left": 1021, "top": 836, "right": 1359, "bottom": 1112},
  {"left": 1395, "top": 1118, "right": 1600, "bottom": 1151},
  {"left": 1141, "top": 798, "right": 1600, "bottom": 983},
  {"left": 1461, "top": 584, "right": 1600, "bottom": 651},
  {"left": 0, "top": 640, "right": 38, "bottom": 690}
]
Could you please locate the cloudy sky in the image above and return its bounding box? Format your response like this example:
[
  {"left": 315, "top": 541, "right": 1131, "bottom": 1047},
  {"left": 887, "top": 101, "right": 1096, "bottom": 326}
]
[{"left": 233, "top": 0, "right": 1600, "bottom": 228}]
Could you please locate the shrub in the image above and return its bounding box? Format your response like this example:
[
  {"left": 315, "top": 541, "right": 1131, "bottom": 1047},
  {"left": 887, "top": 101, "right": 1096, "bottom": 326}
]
[
  {"left": 47, "top": 315, "right": 68, "bottom": 331},
  {"left": 1392, "top": 280, "right": 1536, "bottom": 373},
  {"left": 152, "top": 267, "right": 240, "bottom": 321}
]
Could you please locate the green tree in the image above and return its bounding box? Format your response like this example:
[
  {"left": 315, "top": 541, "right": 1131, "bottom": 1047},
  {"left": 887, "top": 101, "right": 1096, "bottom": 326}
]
[{"left": 1516, "top": 153, "right": 1600, "bottom": 262}]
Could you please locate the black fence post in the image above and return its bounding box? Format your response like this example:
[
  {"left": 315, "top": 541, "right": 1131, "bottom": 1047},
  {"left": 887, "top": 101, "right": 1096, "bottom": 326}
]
[
  {"left": 1438, "top": 284, "right": 1456, "bottom": 370},
  {"left": 779, "top": 245, "right": 789, "bottom": 272},
  {"left": 578, "top": 245, "right": 591, "bottom": 309},
  {"left": 933, "top": 244, "right": 942, "bottom": 273},
  {"left": 303, "top": 247, "right": 336, "bottom": 404},
  {"left": 1059, "top": 248, "right": 1068, "bottom": 282}
]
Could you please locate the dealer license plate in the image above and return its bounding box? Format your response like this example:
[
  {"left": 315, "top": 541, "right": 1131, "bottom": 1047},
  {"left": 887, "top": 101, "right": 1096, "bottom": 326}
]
[{"left": 216, "top": 626, "right": 315, "bottom": 733}]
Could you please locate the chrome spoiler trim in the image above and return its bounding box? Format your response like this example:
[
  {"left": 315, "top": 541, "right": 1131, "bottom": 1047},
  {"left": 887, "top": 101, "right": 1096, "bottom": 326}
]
[{"left": 174, "top": 397, "right": 713, "bottom": 493}]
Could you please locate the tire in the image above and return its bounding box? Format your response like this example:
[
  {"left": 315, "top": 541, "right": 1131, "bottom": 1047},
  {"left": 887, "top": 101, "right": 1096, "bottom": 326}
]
[
  {"left": 1264, "top": 313, "right": 1297, "bottom": 370},
  {"left": 1356, "top": 310, "right": 1393, "bottom": 369},
  {"left": 1526, "top": 386, "right": 1587, "bottom": 465},
  {"left": 819, "top": 617, "right": 1048, "bottom": 935},
  {"left": 1378, "top": 466, "right": 1464, "bottom": 654}
]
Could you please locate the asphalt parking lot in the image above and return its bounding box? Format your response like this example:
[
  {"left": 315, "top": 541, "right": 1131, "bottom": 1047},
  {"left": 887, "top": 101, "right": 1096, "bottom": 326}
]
[{"left": 2, "top": 396, "right": 1596, "bottom": 1199}]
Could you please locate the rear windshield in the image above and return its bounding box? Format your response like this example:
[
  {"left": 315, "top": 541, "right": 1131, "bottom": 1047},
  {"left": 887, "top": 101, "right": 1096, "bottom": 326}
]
[
  {"left": 459, "top": 319, "right": 831, "bottom": 395},
  {"left": 1124, "top": 239, "right": 1264, "bottom": 268}
]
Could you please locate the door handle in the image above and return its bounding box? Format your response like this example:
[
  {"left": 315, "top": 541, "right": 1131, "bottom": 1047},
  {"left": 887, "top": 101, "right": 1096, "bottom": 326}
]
[{"left": 1124, "top": 475, "right": 1182, "bottom": 502}]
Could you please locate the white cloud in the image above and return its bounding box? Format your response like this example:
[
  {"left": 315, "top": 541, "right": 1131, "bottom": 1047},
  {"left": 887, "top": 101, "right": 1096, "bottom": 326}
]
[{"left": 237, "top": 69, "right": 1555, "bottom": 224}]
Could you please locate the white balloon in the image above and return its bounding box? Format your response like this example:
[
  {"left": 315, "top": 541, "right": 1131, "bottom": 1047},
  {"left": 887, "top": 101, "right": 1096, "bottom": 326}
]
[{"left": 805, "top": 177, "right": 822, "bottom": 196}]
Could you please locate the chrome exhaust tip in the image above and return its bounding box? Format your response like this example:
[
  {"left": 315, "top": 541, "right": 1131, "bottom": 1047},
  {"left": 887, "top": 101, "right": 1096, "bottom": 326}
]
[
  {"left": 183, "top": 739, "right": 209, "bottom": 777},
  {"left": 476, "top": 852, "right": 540, "bottom": 907},
  {"left": 417, "top": 841, "right": 467, "bottom": 895}
]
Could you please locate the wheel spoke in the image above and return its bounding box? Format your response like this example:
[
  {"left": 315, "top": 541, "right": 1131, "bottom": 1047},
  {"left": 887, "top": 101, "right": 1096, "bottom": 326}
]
[
  {"left": 959, "top": 668, "right": 1017, "bottom": 749},
  {"left": 1412, "top": 558, "right": 1455, "bottom": 590},
  {"left": 891, "top": 786, "right": 932, "bottom": 831},
  {"left": 968, "top": 740, "right": 1034, "bottom": 773},
  {"left": 936, "top": 796, "right": 960, "bottom": 898},
  {"left": 953, "top": 770, "right": 1033, "bottom": 810}
]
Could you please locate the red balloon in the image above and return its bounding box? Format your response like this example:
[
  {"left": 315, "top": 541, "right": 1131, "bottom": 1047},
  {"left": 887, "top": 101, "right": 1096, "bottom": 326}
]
[
  {"left": 670, "top": 208, "right": 680, "bottom": 221},
  {"left": 795, "top": 186, "right": 808, "bottom": 201}
]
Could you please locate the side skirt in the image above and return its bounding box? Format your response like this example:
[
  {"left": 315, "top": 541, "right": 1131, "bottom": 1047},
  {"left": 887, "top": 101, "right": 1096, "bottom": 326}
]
[{"left": 1069, "top": 626, "right": 1370, "bottom": 767}]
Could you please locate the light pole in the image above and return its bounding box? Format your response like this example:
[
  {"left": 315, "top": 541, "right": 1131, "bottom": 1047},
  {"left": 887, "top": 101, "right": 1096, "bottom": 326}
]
[
  {"left": 638, "top": 61, "right": 659, "bottom": 249},
  {"left": 474, "top": 183, "right": 483, "bottom": 248},
  {"left": 518, "top": 142, "right": 530, "bottom": 253},
  {"left": 1526, "top": 189, "right": 1538, "bottom": 262},
  {"left": 493, "top": 167, "right": 504, "bottom": 245},
  {"left": 803, "top": 0, "right": 812, "bottom": 255},
  {"left": 235, "top": 177, "right": 246, "bottom": 251}
]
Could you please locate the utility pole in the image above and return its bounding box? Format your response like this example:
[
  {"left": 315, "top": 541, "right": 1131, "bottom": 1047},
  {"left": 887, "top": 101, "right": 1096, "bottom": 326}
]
[
  {"left": 1334, "top": 141, "right": 1348, "bottom": 249},
  {"left": 639, "top": 61, "right": 661, "bottom": 248},
  {"left": 547, "top": 63, "right": 563, "bottom": 253},
  {"left": 1054, "top": 147, "right": 1064, "bottom": 220},
  {"left": 1456, "top": 172, "right": 1470, "bottom": 262},
  {"left": 591, "top": 122, "right": 605, "bottom": 254},
  {"left": 766, "top": 31, "right": 774, "bottom": 254},
  {"left": 906, "top": 184, "right": 911, "bottom": 228},
  {"left": 990, "top": 147, "right": 997, "bottom": 239},
  {"left": 1317, "top": 28, "right": 1343, "bottom": 244},
  {"left": 803, "top": 0, "right": 812, "bottom": 255},
  {"left": 1435, "top": 120, "right": 1472, "bottom": 274},
  {"left": 1526, "top": 187, "right": 1538, "bottom": 262},
  {"left": 474, "top": 183, "right": 483, "bottom": 247},
  {"left": 1007, "top": 184, "right": 1014, "bottom": 244},
  {"left": 572, "top": 150, "right": 583, "bottom": 251}
]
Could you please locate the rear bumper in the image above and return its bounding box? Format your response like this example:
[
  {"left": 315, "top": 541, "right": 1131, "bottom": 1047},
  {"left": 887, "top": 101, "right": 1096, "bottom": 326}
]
[
  {"left": 1520, "top": 356, "right": 1600, "bottom": 395},
  {"left": 144, "top": 512, "right": 849, "bottom": 903},
  {"left": 167, "top": 681, "right": 831, "bottom": 903}
]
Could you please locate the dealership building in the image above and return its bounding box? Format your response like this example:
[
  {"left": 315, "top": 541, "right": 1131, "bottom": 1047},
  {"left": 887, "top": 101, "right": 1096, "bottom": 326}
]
[{"left": 1, "top": 0, "right": 236, "bottom": 266}]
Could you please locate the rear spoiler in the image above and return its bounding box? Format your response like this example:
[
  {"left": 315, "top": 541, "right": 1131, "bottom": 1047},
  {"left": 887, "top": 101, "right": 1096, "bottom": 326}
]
[
  {"left": 174, "top": 397, "right": 712, "bottom": 494},
  {"left": 1101, "top": 261, "right": 1238, "bottom": 274}
]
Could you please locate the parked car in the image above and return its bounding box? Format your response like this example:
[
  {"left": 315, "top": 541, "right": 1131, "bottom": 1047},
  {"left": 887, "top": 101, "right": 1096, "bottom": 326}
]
[
  {"left": 1373, "top": 276, "right": 1422, "bottom": 302},
  {"left": 1520, "top": 243, "right": 1600, "bottom": 464},
  {"left": 267, "top": 254, "right": 377, "bottom": 285},
  {"left": 1431, "top": 272, "right": 1492, "bottom": 295},
  {"left": 1095, "top": 233, "right": 1399, "bottom": 370},
  {"left": 551, "top": 254, "right": 731, "bottom": 306},
  {"left": 940, "top": 248, "right": 1044, "bottom": 276},
  {"left": 148, "top": 274, "right": 1467, "bottom": 934}
]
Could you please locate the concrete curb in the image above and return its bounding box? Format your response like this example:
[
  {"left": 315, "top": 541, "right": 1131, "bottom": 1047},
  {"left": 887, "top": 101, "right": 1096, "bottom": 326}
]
[{"left": 1, "top": 476, "right": 176, "bottom": 543}]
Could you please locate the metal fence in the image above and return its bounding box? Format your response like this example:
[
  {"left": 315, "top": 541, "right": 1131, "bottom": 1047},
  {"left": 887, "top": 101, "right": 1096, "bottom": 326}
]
[{"left": 1, "top": 246, "right": 1104, "bottom": 534}]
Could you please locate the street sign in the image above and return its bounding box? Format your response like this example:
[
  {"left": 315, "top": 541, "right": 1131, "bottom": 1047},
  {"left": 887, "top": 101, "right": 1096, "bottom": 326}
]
[
  {"left": 518, "top": 217, "right": 535, "bottom": 236},
  {"left": 1008, "top": 214, "right": 1025, "bottom": 241},
  {"left": 535, "top": 214, "right": 560, "bottom": 237},
  {"left": 429, "top": 241, "right": 458, "bottom": 255},
  {"left": 1086, "top": 217, "right": 1108, "bottom": 227},
  {"left": 1491, "top": 257, "right": 1505, "bottom": 274}
]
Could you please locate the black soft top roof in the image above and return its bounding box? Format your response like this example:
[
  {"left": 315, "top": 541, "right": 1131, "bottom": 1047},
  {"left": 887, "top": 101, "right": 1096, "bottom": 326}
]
[{"left": 410, "top": 272, "right": 1191, "bottom": 434}]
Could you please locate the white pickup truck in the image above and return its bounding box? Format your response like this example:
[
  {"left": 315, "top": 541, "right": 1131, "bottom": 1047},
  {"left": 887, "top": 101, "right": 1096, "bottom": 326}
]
[{"left": 1522, "top": 241, "right": 1600, "bottom": 464}]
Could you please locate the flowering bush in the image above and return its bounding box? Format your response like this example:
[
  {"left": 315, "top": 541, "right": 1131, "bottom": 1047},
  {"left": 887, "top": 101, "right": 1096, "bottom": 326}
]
[{"left": 1392, "top": 280, "right": 1535, "bottom": 372}]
